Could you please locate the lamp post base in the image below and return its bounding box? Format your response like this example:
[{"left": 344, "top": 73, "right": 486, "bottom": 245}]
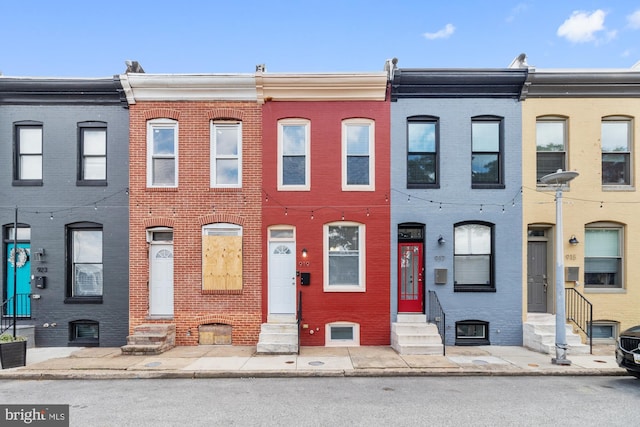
[{"left": 552, "top": 345, "right": 572, "bottom": 366}]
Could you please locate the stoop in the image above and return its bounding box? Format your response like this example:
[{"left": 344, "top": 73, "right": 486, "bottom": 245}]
[
  {"left": 391, "top": 314, "right": 444, "bottom": 355},
  {"left": 121, "top": 324, "right": 176, "bottom": 355}
]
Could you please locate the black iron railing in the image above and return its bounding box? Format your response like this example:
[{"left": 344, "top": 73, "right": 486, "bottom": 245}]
[
  {"left": 1, "top": 294, "right": 32, "bottom": 336},
  {"left": 297, "top": 290, "right": 302, "bottom": 355},
  {"left": 566, "top": 287, "right": 592, "bottom": 354},
  {"left": 427, "top": 290, "right": 446, "bottom": 355}
]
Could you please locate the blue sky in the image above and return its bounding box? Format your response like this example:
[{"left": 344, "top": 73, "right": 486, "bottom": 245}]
[{"left": 1, "top": 1, "right": 639, "bottom": 77}]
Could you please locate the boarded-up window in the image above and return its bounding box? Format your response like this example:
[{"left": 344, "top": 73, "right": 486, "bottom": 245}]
[{"left": 203, "top": 224, "right": 242, "bottom": 291}]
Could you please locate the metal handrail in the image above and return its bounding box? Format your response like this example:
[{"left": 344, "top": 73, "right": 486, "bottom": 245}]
[
  {"left": 1, "top": 293, "right": 32, "bottom": 336},
  {"left": 297, "top": 290, "right": 302, "bottom": 355},
  {"left": 565, "top": 287, "right": 592, "bottom": 354},
  {"left": 427, "top": 290, "right": 446, "bottom": 355}
]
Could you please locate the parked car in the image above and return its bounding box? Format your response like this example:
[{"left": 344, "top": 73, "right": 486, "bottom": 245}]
[{"left": 616, "top": 325, "right": 640, "bottom": 378}]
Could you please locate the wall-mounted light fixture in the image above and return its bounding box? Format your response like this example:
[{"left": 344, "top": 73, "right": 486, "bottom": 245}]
[
  {"left": 568, "top": 235, "right": 579, "bottom": 245},
  {"left": 301, "top": 248, "right": 308, "bottom": 258},
  {"left": 437, "top": 235, "right": 445, "bottom": 245}
]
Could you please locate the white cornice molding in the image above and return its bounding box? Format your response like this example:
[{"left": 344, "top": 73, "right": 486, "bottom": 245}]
[
  {"left": 256, "top": 72, "right": 388, "bottom": 102},
  {"left": 118, "top": 73, "right": 257, "bottom": 104}
]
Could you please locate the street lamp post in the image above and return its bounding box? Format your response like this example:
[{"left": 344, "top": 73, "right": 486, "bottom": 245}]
[{"left": 539, "top": 169, "right": 579, "bottom": 366}]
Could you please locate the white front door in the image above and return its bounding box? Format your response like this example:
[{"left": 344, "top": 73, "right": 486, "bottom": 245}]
[
  {"left": 268, "top": 241, "right": 296, "bottom": 315},
  {"left": 149, "top": 243, "right": 174, "bottom": 316}
]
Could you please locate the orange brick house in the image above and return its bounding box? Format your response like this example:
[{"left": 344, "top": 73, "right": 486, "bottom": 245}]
[
  {"left": 120, "top": 68, "right": 262, "bottom": 345},
  {"left": 256, "top": 70, "right": 391, "bottom": 351}
]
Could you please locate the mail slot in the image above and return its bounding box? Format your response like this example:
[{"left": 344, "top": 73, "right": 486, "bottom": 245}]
[{"left": 300, "top": 272, "right": 311, "bottom": 286}]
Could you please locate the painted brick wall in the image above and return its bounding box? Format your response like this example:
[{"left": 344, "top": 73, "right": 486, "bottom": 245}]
[
  {"left": 391, "top": 98, "right": 524, "bottom": 346},
  {"left": 128, "top": 101, "right": 263, "bottom": 345},
  {"left": 0, "top": 104, "right": 130, "bottom": 347},
  {"left": 261, "top": 100, "right": 391, "bottom": 346}
]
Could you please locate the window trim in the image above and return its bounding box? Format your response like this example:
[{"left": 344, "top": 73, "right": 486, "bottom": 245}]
[
  {"left": 601, "top": 116, "right": 632, "bottom": 187},
  {"left": 584, "top": 223, "right": 623, "bottom": 290},
  {"left": 536, "top": 116, "right": 568, "bottom": 187},
  {"left": 455, "top": 320, "right": 490, "bottom": 345},
  {"left": 77, "top": 121, "right": 108, "bottom": 186},
  {"left": 453, "top": 221, "right": 495, "bottom": 292},
  {"left": 69, "top": 320, "right": 100, "bottom": 346},
  {"left": 147, "top": 118, "right": 178, "bottom": 188},
  {"left": 588, "top": 321, "right": 619, "bottom": 344},
  {"left": 325, "top": 322, "right": 360, "bottom": 347},
  {"left": 65, "top": 222, "right": 103, "bottom": 304},
  {"left": 277, "top": 118, "right": 310, "bottom": 191},
  {"left": 406, "top": 116, "right": 439, "bottom": 189},
  {"left": 342, "top": 118, "right": 375, "bottom": 191},
  {"left": 13, "top": 121, "right": 43, "bottom": 186},
  {"left": 210, "top": 120, "right": 242, "bottom": 188},
  {"left": 323, "top": 221, "right": 366, "bottom": 292},
  {"left": 202, "top": 223, "right": 243, "bottom": 292},
  {"left": 471, "top": 116, "right": 504, "bottom": 189}
]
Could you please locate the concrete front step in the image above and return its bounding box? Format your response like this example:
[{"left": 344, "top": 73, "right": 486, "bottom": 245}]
[
  {"left": 120, "top": 344, "right": 165, "bottom": 356},
  {"left": 256, "top": 322, "right": 299, "bottom": 354},
  {"left": 523, "top": 314, "right": 590, "bottom": 355},
  {"left": 121, "top": 323, "right": 176, "bottom": 355},
  {"left": 391, "top": 320, "right": 443, "bottom": 355}
]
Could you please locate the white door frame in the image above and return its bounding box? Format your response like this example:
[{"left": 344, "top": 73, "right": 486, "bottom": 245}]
[
  {"left": 267, "top": 226, "right": 296, "bottom": 317},
  {"left": 147, "top": 228, "right": 174, "bottom": 317}
]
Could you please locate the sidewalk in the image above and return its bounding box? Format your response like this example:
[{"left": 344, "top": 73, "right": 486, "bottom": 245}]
[{"left": 0, "top": 344, "right": 627, "bottom": 380}]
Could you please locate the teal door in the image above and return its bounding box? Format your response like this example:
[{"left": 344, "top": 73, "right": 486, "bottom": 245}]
[{"left": 6, "top": 243, "right": 31, "bottom": 317}]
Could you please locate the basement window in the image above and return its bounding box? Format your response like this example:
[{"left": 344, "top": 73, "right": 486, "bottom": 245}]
[{"left": 325, "top": 322, "right": 360, "bottom": 347}]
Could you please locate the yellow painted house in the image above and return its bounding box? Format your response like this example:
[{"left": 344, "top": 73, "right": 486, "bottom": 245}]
[{"left": 520, "top": 63, "right": 640, "bottom": 347}]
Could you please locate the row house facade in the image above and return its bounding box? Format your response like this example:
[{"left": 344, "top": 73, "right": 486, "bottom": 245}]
[
  {"left": 119, "top": 71, "right": 263, "bottom": 346},
  {"left": 257, "top": 71, "right": 391, "bottom": 349},
  {"left": 0, "top": 76, "right": 130, "bottom": 347},
  {"left": 390, "top": 68, "right": 528, "bottom": 346},
  {"left": 521, "top": 66, "right": 640, "bottom": 345}
]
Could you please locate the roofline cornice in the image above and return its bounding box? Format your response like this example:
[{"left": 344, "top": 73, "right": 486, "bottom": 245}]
[
  {"left": 256, "top": 72, "right": 388, "bottom": 102},
  {"left": 0, "top": 76, "right": 126, "bottom": 106},
  {"left": 526, "top": 69, "right": 640, "bottom": 97},
  {"left": 118, "top": 73, "right": 257, "bottom": 104}
]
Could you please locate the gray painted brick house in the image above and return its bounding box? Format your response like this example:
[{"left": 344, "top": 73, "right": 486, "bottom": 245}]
[
  {"left": 390, "top": 67, "right": 528, "bottom": 346},
  {"left": 0, "top": 76, "right": 129, "bottom": 346}
]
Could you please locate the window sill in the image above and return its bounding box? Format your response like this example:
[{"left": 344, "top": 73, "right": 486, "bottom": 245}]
[
  {"left": 454, "top": 286, "right": 496, "bottom": 293},
  {"left": 583, "top": 287, "right": 626, "bottom": 294},
  {"left": 145, "top": 187, "right": 179, "bottom": 192},
  {"left": 407, "top": 183, "right": 440, "bottom": 189},
  {"left": 471, "top": 184, "right": 505, "bottom": 190},
  {"left": 77, "top": 180, "right": 108, "bottom": 187},
  {"left": 64, "top": 296, "right": 103, "bottom": 304},
  {"left": 202, "top": 289, "right": 243, "bottom": 295},
  {"left": 323, "top": 286, "right": 366, "bottom": 293},
  {"left": 602, "top": 185, "right": 635, "bottom": 192},
  {"left": 13, "top": 180, "right": 43, "bottom": 187}
]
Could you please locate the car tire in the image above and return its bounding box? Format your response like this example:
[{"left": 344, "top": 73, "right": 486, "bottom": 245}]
[{"left": 627, "top": 370, "right": 640, "bottom": 379}]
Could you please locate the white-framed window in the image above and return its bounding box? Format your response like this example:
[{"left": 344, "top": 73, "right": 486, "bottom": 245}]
[
  {"left": 585, "top": 224, "right": 623, "bottom": 289},
  {"left": 278, "top": 118, "right": 310, "bottom": 191},
  {"left": 454, "top": 222, "right": 494, "bottom": 291},
  {"left": 15, "top": 124, "right": 43, "bottom": 182},
  {"left": 68, "top": 226, "right": 103, "bottom": 298},
  {"left": 211, "top": 121, "right": 242, "bottom": 188},
  {"left": 147, "top": 119, "right": 178, "bottom": 187},
  {"left": 601, "top": 117, "right": 632, "bottom": 186},
  {"left": 202, "top": 223, "right": 243, "bottom": 291},
  {"left": 342, "top": 119, "right": 375, "bottom": 191},
  {"left": 536, "top": 117, "right": 567, "bottom": 183},
  {"left": 324, "top": 221, "right": 365, "bottom": 292},
  {"left": 78, "top": 123, "right": 107, "bottom": 183},
  {"left": 325, "top": 322, "right": 360, "bottom": 346},
  {"left": 268, "top": 226, "right": 295, "bottom": 241}
]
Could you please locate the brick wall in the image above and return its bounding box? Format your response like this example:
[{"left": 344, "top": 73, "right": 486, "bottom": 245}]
[{"left": 128, "top": 101, "right": 262, "bottom": 345}]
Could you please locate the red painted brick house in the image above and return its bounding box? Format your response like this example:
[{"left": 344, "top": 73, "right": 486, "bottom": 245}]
[
  {"left": 120, "top": 70, "right": 262, "bottom": 346},
  {"left": 256, "top": 71, "right": 391, "bottom": 351}
]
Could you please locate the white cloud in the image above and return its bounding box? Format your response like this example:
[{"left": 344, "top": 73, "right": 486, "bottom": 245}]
[
  {"left": 506, "top": 3, "right": 528, "bottom": 23},
  {"left": 423, "top": 24, "right": 455, "bottom": 40},
  {"left": 628, "top": 10, "right": 640, "bottom": 29},
  {"left": 557, "top": 10, "right": 607, "bottom": 43}
]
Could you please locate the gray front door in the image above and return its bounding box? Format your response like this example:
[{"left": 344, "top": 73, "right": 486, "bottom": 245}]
[{"left": 527, "top": 241, "right": 547, "bottom": 312}]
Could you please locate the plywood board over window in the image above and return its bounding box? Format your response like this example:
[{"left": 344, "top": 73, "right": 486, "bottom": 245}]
[{"left": 203, "top": 228, "right": 243, "bottom": 291}]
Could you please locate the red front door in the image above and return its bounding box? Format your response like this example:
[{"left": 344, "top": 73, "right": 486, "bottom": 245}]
[{"left": 398, "top": 243, "right": 423, "bottom": 313}]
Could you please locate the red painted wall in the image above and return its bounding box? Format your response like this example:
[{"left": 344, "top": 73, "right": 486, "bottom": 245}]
[
  {"left": 261, "top": 100, "right": 391, "bottom": 346},
  {"left": 129, "top": 101, "right": 263, "bottom": 345}
]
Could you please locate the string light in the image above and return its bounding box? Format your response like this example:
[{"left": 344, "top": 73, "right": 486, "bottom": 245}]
[
  {"left": 479, "top": 204, "right": 483, "bottom": 214},
  {"left": 310, "top": 211, "right": 314, "bottom": 220},
  {"left": 366, "top": 208, "right": 370, "bottom": 217},
  {"left": 49, "top": 213, "right": 53, "bottom": 220},
  {"left": 284, "top": 208, "right": 288, "bottom": 216}
]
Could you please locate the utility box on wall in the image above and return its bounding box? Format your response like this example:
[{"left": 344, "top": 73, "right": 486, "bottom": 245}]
[
  {"left": 566, "top": 267, "right": 580, "bottom": 282},
  {"left": 34, "top": 276, "right": 46, "bottom": 289},
  {"left": 434, "top": 269, "right": 447, "bottom": 284},
  {"left": 300, "top": 272, "right": 311, "bottom": 286}
]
